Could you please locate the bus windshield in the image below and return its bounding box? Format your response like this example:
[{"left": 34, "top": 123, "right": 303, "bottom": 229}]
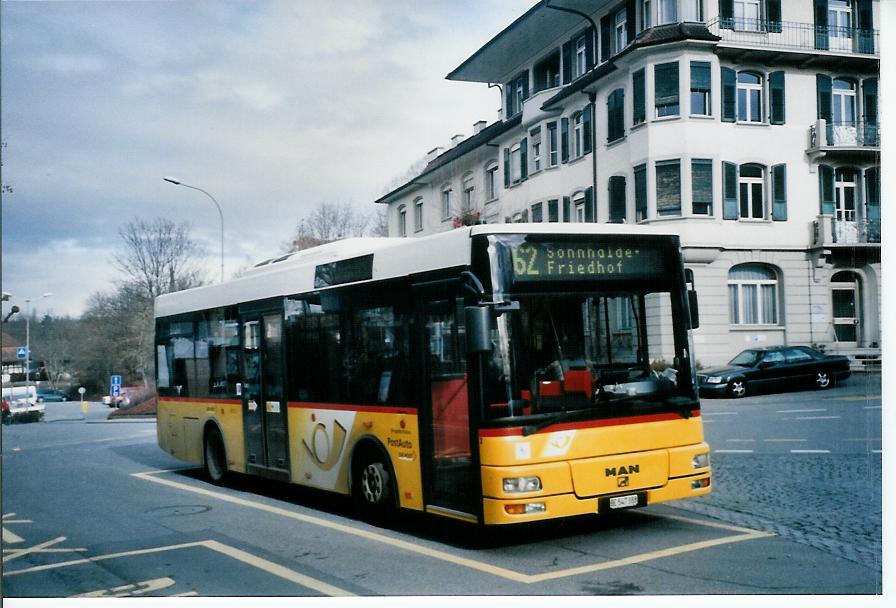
[{"left": 479, "top": 234, "right": 695, "bottom": 427}]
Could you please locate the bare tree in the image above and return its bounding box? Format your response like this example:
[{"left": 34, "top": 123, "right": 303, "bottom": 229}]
[
  {"left": 284, "top": 202, "right": 373, "bottom": 252},
  {"left": 370, "top": 207, "right": 389, "bottom": 237},
  {"left": 114, "top": 217, "right": 206, "bottom": 300}
]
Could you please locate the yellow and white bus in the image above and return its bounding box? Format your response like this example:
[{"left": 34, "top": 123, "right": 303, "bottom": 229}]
[{"left": 155, "top": 225, "right": 710, "bottom": 526}]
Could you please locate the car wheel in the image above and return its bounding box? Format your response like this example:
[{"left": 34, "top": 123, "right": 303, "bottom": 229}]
[
  {"left": 352, "top": 447, "right": 397, "bottom": 526},
  {"left": 728, "top": 379, "right": 748, "bottom": 398},
  {"left": 815, "top": 372, "right": 832, "bottom": 390},
  {"left": 203, "top": 427, "right": 228, "bottom": 484}
]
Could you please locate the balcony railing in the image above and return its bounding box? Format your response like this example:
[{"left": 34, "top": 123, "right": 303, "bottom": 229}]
[
  {"left": 809, "top": 120, "right": 880, "bottom": 150},
  {"left": 706, "top": 17, "right": 878, "bottom": 56},
  {"left": 813, "top": 216, "right": 880, "bottom": 247}
]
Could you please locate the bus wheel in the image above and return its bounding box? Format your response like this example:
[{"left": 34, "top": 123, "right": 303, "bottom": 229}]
[
  {"left": 728, "top": 379, "right": 747, "bottom": 398},
  {"left": 353, "top": 450, "right": 396, "bottom": 526},
  {"left": 204, "top": 427, "right": 228, "bottom": 484}
]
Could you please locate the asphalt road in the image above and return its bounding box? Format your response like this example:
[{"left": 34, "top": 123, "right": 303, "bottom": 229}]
[{"left": 1, "top": 380, "right": 883, "bottom": 600}]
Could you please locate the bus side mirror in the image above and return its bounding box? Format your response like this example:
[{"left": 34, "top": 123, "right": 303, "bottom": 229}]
[
  {"left": 465, "top": 306, "right": 493, "bottom": 354},
  {"left": 688, "top": 290, "right": 700, "bottom": 329}
]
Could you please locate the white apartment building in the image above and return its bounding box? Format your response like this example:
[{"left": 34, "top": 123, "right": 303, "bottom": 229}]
[{"left": 376, "top": 0, "right": 881, "bottom": 367}]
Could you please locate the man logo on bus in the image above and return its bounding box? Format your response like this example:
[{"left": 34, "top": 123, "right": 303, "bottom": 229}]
[
  {"left": 302, "top": 420, "right": 348, "bottom": 471},
  {"left": 605, "top": 464, "right": 639, "bottom": 476}
]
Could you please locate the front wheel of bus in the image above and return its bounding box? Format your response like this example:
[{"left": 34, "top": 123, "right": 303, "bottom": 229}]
[
  {"left": 353, "top": 450, "right": 397, "bottom": 526},
  {"left": 204, "top": 427, "right": 228, "bottom": 484}
]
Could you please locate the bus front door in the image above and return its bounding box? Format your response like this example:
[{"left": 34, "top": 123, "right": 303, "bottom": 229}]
[
  {"left": 417, "top": 291, "right": 481, "bottom": 523},
  {"left": 241, "top": 313, "right": 289, "bottom": 477}
]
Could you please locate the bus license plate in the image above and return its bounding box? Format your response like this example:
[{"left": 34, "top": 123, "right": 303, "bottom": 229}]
[{"left": 608, "top": 494, "right": 639, "bottom": 510}]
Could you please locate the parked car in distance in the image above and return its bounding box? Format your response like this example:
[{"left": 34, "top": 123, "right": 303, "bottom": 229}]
[
  {"left": 698, "top": 345, "right": 851, "bottom": 398},
  {"left": 36, "top": 389, "right": 69, "bottom": 402},
  {"left": 105, "top": 386, "right": 144, "bottom": 408}
]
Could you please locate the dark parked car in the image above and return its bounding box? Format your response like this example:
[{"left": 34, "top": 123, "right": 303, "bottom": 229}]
[
  {"left": 36, "top": 389, "right": 70, "bottom": 402},
  {"left": 698, "top": 345, "right": 851, "bottom": 398}
]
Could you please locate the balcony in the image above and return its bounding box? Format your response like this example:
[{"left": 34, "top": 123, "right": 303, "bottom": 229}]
[
  {"left": 807, "top": 120, "right": 879, "bottom": 162},
  {"left": 812, "top": 215, "right": 880, "bottom": 248},
  {"left": 706, "top": 17, "right": 879, "bottom": 67}
]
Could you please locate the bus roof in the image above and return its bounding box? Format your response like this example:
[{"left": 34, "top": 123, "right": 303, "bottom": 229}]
[{"left": 155, "top": 224, "right": 681, "bottom": 318}]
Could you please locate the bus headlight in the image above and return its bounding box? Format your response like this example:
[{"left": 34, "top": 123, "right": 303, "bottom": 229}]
[
  {"left": 503, "top": 476, "right": 542, "bottom": 493},
  {"left": 692, "top": 453, "right": 709, "bottom": 469}
]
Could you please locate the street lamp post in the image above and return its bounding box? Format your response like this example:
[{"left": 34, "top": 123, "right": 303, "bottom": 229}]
[
  {"left": 24, "top": 292, "right": 52, "bottom": 402},
  {"left": 163, "top": 177, "right": 225, "bottom": 283}
]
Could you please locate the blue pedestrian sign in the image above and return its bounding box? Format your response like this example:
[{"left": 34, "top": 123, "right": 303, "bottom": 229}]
[
  {"left": 111, "top": 375, "right": 122, "bottom": 387},
  {"left": 16, "top": 346, "right": 28, "bottom": 360}
]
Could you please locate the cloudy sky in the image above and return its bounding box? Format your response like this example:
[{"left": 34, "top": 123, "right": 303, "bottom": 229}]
[{"left": 1, "top": 0, "right": 534, "bottom": 318}]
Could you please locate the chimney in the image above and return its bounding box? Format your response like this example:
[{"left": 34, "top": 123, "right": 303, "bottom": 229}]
[
  {"left": 473, "top": 120, "right": 487, "bottom": 134},
  {"left": 426, "top": 146, "right": 444, "bottom": 163},
  {"left": 451, "top": 134, "right": 465, "bottom": 147}
]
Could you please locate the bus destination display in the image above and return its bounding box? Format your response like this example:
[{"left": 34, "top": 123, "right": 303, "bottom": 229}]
[{"left": 510, "top": 241, "right": 665, "bottom": 281}]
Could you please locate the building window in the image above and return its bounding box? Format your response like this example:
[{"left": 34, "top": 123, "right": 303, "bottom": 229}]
[
  {"left": 640, "top": 0, "right": 652, "bottom": 30},
  {"left": 734, "top": 0, "right": 761, "bottom": 31},
  {"left": 828, "top": 0, "right": 854, "bottom": 51},
  {"left": 655, "top": 159, "right": 681, "bottom": 216},
  {"left": 615, "top": 8, "right": 628, "bottom": 51},
  {"left": 632, "top": 69, "right": 646, "bottom": 125},
  {"left": 728, "top": 263, "right": 778, "bottom": 325},
  {"left": 607, "top": 88, "right": 625, "bottom": 142},
  {"left": 574, "top": 194, "right": 586, "bottom": 222},
  {"left": 548, "top": 199, "right": 559, "bottom": 222},
  {"left": 441, "top": 187, "right": 452, "bottom": 219},
  {"left": 505, "top": 71, "right": 529, "bottom": 118},
  {"left": 547, "top": 121, "right": 559, "bottom": 167},
  {"left": 462, "top": 174, "right": 475, "bottom": 212},
  {"left": 531, "top": 202, "right": 544, "bottom": 222},
  {"left": 510, "top": 144, "right": 522, "bottom": 183},
  {"left": 658, "top": 0, "right": 677, "bottom": 24},
  {"left": 414, "top": 197, "right": 423, "bottom": 232},
  {"left": 684, "top": 0, "right": 703, "bottom": 21},
  {"left": 398, "top": 205, "right": 407, "bottom": 237},
  {"left": 737, "top": 72, "right": 763, "bottom": 123},
  {"left": 609, "top": 176, "right": 627, "bottom": 223},
  {"left": 690, "top": 61, "right": 711, "bottom": 116},
  {"left": 691, "top": 159, "right": 713, "bottom": 215},
  {"left": 834, "top": 167, "right": 858, "bottom": 221},
  {"left": 530, "top": 127, "right": 542, "bottom": 172},
  {"left": 634, "top": 164, "right": 648, "bottom": 221},
  {"left": 574, "top": 34, "right": 588, "bottom": 79},
  {"left": 485, "top": 162, "right": 499, "bottom": 201},
  {"left": 654, "top": 62, "right": 680, "bottom": 118},
  {"left": 573, "top": 112, "right": 584, "bottom": 157},
  {"left": 833, "top": 78, "right": 857, "bottom": 127},
  {"left": 534, "top": 51, "right": 561, "bottom": 93},
  {"left": 738, "top": 163, "right": 765, "bottom": 218}
]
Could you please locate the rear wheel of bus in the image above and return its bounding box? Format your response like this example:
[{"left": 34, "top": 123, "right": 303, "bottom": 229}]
[
  {"left": 352, "top": 445, "right": 397, "bottom": 526},
  {"left": 204, "top": 426, "right": 228, "bottom": 484}
]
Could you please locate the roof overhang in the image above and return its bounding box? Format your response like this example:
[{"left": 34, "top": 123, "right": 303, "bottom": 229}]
[{"left": 447, "top": 0, "right": 613, "bottom": 83}]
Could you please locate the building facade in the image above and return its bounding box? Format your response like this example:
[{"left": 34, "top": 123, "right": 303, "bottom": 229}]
[{"left": 376, "top": 0, "right": 881, "bottom": 367}]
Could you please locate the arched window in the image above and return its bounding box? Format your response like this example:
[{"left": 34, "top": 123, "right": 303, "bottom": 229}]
[
  {"left": 832, "top": 78, "right": 857, "bottom": 126},
  {"left": 738, "top": 163, "right": 765, "bottom": 219},
  {"left": 737, "top": 72, "right": 763, "bottom": 122},
  {"left": 397, "top": 205, "right": 407, "bottom": 237},
  {"left": 728, "top": 263, "right": 778, "bottom": 325}
]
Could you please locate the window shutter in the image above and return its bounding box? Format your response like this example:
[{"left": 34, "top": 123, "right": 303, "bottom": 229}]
[
  {"left": 503, "top": 148, "right": 510, "bottom": 188},
  {"left": 634, "top": 164, "right": 647, "bottom": 220},
  {"left": 585, "top": 26, "right": 595, "bottom": 70},
  {"left": 857, "top": 0, "right": 874, "bottom": 53},
  {"left": 607, "top": 92, "right": 618, "bottom": 142},
  {"left": 562, "top": 41, "right": 573, "bottom": 84},
  {"left": 865, "top": 167, "right": 880, "bottom": 221},
  {"left": 561, "top": 117, "right": 569, "bottom": 163},
  {"left": 721, "top": 67, "right": 736, "bottom": 122},
  {"left": 819, "top": 165, "right": 835, "bottom": 215},
  {"left": 863, "top": 77, "right": 879, "bottom": 145},
  {"left": 767, "top": 0, "right": 782, "bottom": 33},
  {"left": 691, "top": 159, "right": 713, "bottom": 214},
  {"left": 719, "top": 0, "right": 734, "bottom": 29},
  {"left": 632, "top": 69, "right": 646, "bottom": 124},
  {"left": 814, "top": 0, "right": 829, "bottom": 51},
  {"left": 654, "top": 62, "right": 679, "bottom": 108},
  {"left": 583, "top": 103, "right": 593, "bottom": 154},
  {"left": 769, "top": 71, "right": 785, "bottom": 125},
  {"left": 584, "top": 187, "right": 595, "bottom": 222},
  {"left": 609, "top": 176, "right": 627, "bottom": 223},
  {"left": 505, "top": 85, "right": 513, "bottom": 118},
  {"left": 723, "top": 161, "right": 738, "bottom": 219},
  {"left": 600, "top": 14, "right": 613, "bottom": 62},
  {"left": 771, "top": 164, "right": 787, "bottom": 221},
  {"left": 655, "top": 160, "right": 681, "bottom": 216},
  {"left": 520, "top": 138, "right": 528, "bottom": 181},
  {"left": 520, "top": 71, "right": 530, "bottom": 102},
  {"left": 626, "top": 0, "right": 636, "bottom": 44},
  {"left": 563, "top": 196, "right": 571, "bottom": 222},
  {"left": 816, "top": 74, "right": 832, "bottom": 122}
]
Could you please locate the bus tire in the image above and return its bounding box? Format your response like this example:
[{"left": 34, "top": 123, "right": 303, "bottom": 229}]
[
  {"left": 204, "top": 426, "right": 228, "bottom": 484},
  {"left": 352, "top": 445, "right": 397, "bottom": 527}
]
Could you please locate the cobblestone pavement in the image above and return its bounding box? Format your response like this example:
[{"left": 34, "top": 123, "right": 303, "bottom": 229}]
[{"left": 673, "top": 453, "right": 882, "bottom": 571}]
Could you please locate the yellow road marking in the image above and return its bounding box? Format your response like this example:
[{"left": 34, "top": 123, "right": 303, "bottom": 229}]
[
  {"left": 3, "top": 539, "right": 353, "bottom": 597},
  {"left": 132, "top": 469, "right": 775, "bottom": 583}
]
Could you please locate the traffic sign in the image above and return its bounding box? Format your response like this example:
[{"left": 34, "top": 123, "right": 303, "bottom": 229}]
[
  {"left": 111, "top": 375, "right": 122, "bottom": 387},
  {"left": 16, "top": 346, "right": 28, "bottom": 360},
  {"left": 111, "top": 385, "right": 121, "bottom": 398}
]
